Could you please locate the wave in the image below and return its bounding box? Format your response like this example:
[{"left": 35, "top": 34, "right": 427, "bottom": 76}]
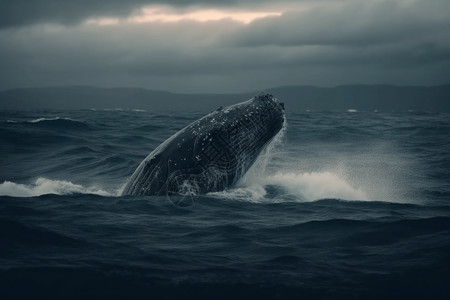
[
  {"left": 0, "top": 178, "right": 117, "bottom": 197},
  {"left": 209, "top": 171, "right": 368, "bottom": 203},
  {"left": 2, "top": 117, "right": 69, "bottom": 124},
  {"left": 3, "top": 117, "right": 92, "bottom": 130},
  {"left": 133, "top": 124, "right": 165, "bottom": 131},
  {"left": 102, "top": 108, "right": 147, "bottom": 112},
  {"left": 267, "top": 171, "right": 367, "bottom": 200},
  {"left": 28, "top": 117, "right": 66, "bottom": 123},
  {"left": 31, "top": 117, "right": 91, "bottom": 130}
]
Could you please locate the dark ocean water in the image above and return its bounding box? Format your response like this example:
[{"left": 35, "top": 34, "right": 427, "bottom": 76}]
[{"left": 1, "top": 107, "right": 449, "bottom": 299}]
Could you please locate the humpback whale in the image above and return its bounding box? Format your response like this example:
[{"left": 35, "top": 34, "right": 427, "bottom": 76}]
[{"left": 122, "top": 93, "right": 285, "bottom": 204}]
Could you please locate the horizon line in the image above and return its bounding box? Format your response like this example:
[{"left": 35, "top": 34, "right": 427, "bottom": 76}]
[{"left": 2, "top": 83, "right": 450, "bottom": 95}]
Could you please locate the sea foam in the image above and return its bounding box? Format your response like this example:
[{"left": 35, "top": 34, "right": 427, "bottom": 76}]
[
  {"left": 209, "top": 171, "right": 368, "bottom": 202},
  {"left": 0, "top": 178, "right": 115, "bottom": 197}
]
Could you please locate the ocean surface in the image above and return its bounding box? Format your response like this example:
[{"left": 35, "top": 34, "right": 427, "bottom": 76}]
[{"left": 1, "top": 106, "right": 449, "bottom": 299}]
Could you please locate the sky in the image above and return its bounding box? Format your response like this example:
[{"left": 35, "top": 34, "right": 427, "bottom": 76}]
[{"left": 0, "top": 0, "right": 449, "bottom": 93}]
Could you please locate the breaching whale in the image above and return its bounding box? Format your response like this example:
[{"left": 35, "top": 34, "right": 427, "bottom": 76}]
[{"left": 121, "top": 93, "right": 285, "bottom": 203}]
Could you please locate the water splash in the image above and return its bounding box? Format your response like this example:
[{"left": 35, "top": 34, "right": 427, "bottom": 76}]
[
  {"left": 243, "top": 116, "right": 287, "bottom": 179},
  {"left": 209, "top": 119, "right": 370, "bottom": 202},
  {"left": 210, "top": 171, "right": 368, "bottom": 203},
  {"left": 267, "top": 171, "right": 367, "bottom": 201},
  {"left": 0, "top": 178, "right": 117, "bottom": 197}
]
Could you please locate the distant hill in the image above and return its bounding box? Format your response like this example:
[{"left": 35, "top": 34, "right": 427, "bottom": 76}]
[
  {"left": 1, "top": 84, "right": 449, "bottom": 112},
  {"left": 0, "top": 86, "right": 250, "bottom": 111}
]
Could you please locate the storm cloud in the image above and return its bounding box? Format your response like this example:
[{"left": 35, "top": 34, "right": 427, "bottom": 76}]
[
  {"left": 0, "top": 0, "right": 305, "bottom": 28},
  {"left": 0, "top": 0, "right": 449, "bottom": 92}
]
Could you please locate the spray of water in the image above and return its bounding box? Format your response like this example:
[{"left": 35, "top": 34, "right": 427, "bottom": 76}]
[
  {"left": 209, "top": 120, "right": 373, "bottom": 203},
  {"left": 0, "top": 178, "right": 118, "bottom": 197}
]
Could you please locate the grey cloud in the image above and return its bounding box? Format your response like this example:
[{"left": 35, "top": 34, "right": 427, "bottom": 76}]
[
  {"left": 0, "top": 20, "right": 249, "bottom": 90},
  {"left": 232, "top": 0, "right": 450, "bottom": 48},
  {"left": 0, "top": 0, "right": 449, "bottom": 92},
  {"left": 0, "top": 0, "right": 307, "bottom": 28},
  {"left": 1, "top": 1, "right": 144, "bottom": 28}
]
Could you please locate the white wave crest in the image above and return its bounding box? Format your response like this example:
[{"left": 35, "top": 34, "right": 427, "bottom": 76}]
[
  {"left": 0, "top": 178, "right": 115, "bottom": 197},
  {"left": 210, "top": 171, "right": 367, "bottom": 202},
  {"left": 268, "top": 171, "right": 367, "bottom": 201},
  {"left": 29, "top": 117, "right": 67, "bottom": 123}
]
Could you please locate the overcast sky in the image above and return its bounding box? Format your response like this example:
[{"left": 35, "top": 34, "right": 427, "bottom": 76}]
[{"left": 1, "top": 0, "right": 449, "bottom": 93}]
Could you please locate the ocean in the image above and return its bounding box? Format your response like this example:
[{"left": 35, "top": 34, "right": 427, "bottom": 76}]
[{"left": 1, "top": 107, "right": 449, "bottom": 299}]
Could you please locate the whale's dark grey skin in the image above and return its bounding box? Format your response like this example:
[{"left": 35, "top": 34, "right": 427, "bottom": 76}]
[{"left": 121, "top": 94, "right": 285, "bottom": 199}]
